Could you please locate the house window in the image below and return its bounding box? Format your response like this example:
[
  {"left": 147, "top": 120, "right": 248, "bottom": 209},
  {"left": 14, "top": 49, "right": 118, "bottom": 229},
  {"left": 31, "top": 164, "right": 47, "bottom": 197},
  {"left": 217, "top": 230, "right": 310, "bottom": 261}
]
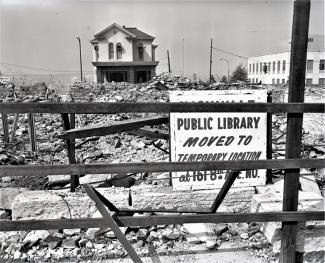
[
  {"left": 249, "top": 64, "right": 251, "bottom": 73},
  {"left": 252, "top": 63, "right": 255, "bottom": 74},
  {"left": 308, "top": 37, "right": 314, "bottom": 42},
  {"left": 272, "top": 61, "right": 276, "bottom": 73},
  {"left": 260, "top": 63, "right": 263, "bottom": 73},
  {"left": 306, "top": 60, "right": 313, "bottom": 72},
  {"left": 277, "top": 61, "right": 280, "bottom": 73},
  {"left": 306, "top": 78, "right": 312, "bottom": 85},
  {"left": 138, "top": 43, "right": 144, "bottom": 61},
  {"left": 268, "top": 62, "right": 271, "bottom": 74},
  {"left": 282, "top": 79, "right": 285, "bottom": 84},
  {"left": 116, "top": 43, "right": 122, "bottom": 60},
  {"left": 282, "top": 60, "right": 286, "bottom": 73},
  {"left": 108, "top": 43, "right": 114, "bottom": 60},
  {"left": 256, "top": 63, "right": 259, "bottom": 74},
  {"left": 94, "top": 46, "right": 99, "bottom": 62},
  {"left": 272, "top": 78, "right": 275, "bottom": 84},
  {"left": 248, "top": 78, "right": 251, "bottom": 83},
  {"left": 319, "top": 78, "right": 325, "bottom": 86},
  {"left": 277, "top": 79, "right": 280, "bottom": 84},
  {"left": 320, "top": 60, "right": 325, "bottom": 71},
  {"left": 256, "top": 78, "right": 258, "bottom": 83}
]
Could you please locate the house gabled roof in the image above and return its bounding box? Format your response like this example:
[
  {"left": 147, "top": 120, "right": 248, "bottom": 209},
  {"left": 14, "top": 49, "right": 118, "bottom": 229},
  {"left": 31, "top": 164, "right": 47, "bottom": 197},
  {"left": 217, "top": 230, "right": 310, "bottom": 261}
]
[
  {"left": 93, "top": 23, "right": 155, "bottom": 41},
  {"left": 94, "top": 23, "right": 136, "bottom": 38},
  {"left": 123, "top": 27, "right": 155, "bottom": 40}
]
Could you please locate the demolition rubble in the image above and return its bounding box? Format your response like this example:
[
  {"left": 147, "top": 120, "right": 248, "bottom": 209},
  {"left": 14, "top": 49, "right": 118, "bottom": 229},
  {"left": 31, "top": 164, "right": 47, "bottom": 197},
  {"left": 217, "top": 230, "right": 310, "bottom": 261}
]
[{"left": 0, "top": 74, "right": 324, "bottom": 262}]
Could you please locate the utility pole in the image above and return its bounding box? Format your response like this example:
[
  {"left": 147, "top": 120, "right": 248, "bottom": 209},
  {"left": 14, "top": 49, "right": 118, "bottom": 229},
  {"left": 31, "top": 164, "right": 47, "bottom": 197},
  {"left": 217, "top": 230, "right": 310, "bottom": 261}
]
[
  {"left": 182, "top": 38, "right": 185, "bottom": 77},
  {"left": 167, "top": 50, "right": 171, "bottom": 73},
  {"left": 209, "top": 38, "right": 213, "bottom": 83},
  {"left": 76, "top": 35, "right": 83, "bottom": 82}
]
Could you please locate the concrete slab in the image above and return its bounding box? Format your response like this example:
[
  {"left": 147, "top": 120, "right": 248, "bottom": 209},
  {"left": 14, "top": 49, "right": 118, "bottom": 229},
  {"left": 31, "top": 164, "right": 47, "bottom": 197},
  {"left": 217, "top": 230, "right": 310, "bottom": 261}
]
[
  {"left": 251, "top": 191, "right": 325, "bottom": 253},
  {"left": 11, "top": 187, "right": 130, "bottom": 220},
  {"left": 0, "top": 187, "right": 27, "bottom": 210},
  {"left": 131, "top": 185, "right": 255, "bottom": 212}
]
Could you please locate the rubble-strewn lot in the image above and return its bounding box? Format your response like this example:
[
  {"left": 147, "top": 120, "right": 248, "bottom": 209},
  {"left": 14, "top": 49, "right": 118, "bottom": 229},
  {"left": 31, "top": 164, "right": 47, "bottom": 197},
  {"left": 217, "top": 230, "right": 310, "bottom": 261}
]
[{"left": 0, "top": 75, "right": 324, "bottom": 262}]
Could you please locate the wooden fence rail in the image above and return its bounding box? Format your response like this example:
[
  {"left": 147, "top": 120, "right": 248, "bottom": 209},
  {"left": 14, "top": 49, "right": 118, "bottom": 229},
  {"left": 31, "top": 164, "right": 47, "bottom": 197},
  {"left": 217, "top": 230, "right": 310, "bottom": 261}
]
[
  {"left": 1, "top": 211, "right": 324, "bottom": 232},
  {"left": 0, "top": 102, "right": 324, "bottom": 113},
  {"left": 0, "top": 159, "right": 324, "bottom": 177}
]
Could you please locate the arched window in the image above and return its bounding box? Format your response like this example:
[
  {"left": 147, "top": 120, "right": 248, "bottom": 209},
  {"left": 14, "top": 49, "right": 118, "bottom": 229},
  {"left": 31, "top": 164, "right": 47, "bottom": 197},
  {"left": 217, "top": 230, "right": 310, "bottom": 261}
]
[
  {"left": 138, "top": 43, "right": 144, "bottom": 61},
  {"left": 108, "top": 43, "right": 114, "bottom": 60},
  {"left": 116, "top": 43, "right": 122, "bottom": 60}
]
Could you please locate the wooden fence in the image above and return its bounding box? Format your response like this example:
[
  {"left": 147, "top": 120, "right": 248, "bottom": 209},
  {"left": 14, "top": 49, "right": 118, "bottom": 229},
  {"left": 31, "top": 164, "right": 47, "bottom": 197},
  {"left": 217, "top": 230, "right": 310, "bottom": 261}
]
[{"left": 0, "top": 101, "right": 324, "bottom": 263}]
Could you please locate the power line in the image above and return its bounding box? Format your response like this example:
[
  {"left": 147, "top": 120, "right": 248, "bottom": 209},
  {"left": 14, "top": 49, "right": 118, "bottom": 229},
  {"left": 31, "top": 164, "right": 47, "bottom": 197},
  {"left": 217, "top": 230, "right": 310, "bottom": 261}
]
[
  {"left": 0, "top": 60, "right": 91, "bottom": 73},
  {"left": 212, "top": 46, "right": 251, "bottom": 61}
]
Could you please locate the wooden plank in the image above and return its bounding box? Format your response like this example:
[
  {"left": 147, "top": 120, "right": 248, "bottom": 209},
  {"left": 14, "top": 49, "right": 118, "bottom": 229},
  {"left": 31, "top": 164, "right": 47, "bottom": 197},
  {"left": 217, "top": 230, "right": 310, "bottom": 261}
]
[
  {"left": 281, "top": 1, "right": 310, "bottom": 262},
  {"left": 0, "top": 159, "right": 324, "bottom": 178},
  {"left": 57, "top": 115, "right": 169, "bottom": 140},
  {"left": 84, "top": 185, "right": 143, "bottom": 263},
  {"left": 266, "top": 91, "right": 273, "bottom": 183},
  {"left": 10, "top": 113, "right": 19, "bottom": 143},
  {"left": 61, "top": 113, "right": 79, "bottom": 192},
  {"left": 210, "top": 171, "right": 240, "bottom": 212},
  {"left": 129, "top": 127, "right": 169, "bottom": 140},
  {"left": 0, "top": 211, "right": 324, "bottom": 231},
  {"left": 1, "top": 113, "right": 9, "bottom": 146},
  {"left": 0, "top": 102, "right": 324, "bottom": 114},
  {"left": 28, "top": 113, "right": 37, "bottom": 151}
]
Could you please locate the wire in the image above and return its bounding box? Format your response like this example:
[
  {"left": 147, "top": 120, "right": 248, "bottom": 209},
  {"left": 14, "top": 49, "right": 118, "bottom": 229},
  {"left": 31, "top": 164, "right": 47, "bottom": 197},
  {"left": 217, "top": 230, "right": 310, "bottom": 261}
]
[{"left": 0, "top": 60, "right": 92, "bottom": 73}]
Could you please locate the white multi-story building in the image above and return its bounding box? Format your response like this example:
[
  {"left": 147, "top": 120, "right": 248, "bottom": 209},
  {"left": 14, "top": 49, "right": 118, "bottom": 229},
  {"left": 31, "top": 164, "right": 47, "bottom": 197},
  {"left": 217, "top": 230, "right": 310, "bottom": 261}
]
[{"left": 247, "top": 35, "right": 325, "bottom": 85}]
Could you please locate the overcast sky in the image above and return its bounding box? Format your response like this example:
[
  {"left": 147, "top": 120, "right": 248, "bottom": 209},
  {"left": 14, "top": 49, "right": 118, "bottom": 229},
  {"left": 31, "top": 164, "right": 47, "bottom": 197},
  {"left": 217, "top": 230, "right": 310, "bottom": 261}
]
[{"left": 0, "top": 0, "right": 324, "bottom": 81}]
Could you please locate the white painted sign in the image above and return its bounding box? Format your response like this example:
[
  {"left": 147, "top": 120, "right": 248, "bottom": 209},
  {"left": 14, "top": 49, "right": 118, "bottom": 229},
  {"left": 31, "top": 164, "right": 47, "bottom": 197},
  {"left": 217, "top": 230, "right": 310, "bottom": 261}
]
[{"left": 170, "top": 90, "right": 267, "bottom": 190}]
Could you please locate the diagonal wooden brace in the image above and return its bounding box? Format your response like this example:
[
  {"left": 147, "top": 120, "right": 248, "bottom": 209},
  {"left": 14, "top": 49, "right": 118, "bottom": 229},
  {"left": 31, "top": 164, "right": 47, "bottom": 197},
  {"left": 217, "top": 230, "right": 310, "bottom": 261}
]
[
  {"left": 83, "top": 184, "right": 143, "bottom": 263},
  {"left": 210, "top": 170, "right": 240, "bottom": 213}
]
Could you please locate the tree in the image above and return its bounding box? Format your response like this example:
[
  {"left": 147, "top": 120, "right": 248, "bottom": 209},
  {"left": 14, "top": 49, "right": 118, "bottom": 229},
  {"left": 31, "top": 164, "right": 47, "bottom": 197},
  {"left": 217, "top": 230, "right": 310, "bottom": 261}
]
[
  {"left": 221, "top": 75, "right": 227, "bottom": 83},
  {"left": 230, "top": 64, "right": 248, "bottom": 83}
]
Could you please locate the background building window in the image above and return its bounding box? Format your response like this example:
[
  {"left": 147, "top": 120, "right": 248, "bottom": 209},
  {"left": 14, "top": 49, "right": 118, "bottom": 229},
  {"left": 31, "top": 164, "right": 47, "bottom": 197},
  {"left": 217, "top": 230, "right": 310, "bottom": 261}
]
[
  {"left": 320, "top": 60, "right": 325, "bottom": 71},
  {"left": 108, "top": 43, "right": 114, "bottom": 60},
  {"left": 282, "top": 79, "right": 285, "bottom": 84},
  {"left": 268, "top": 62, "right": 271, "bottom": 74},
  {"left": 277, "top": 61, "right": 280, "bottom": 73},
  {"left": 252, "top": 63, "right": 255, "bottom": 74},
  {"left": 319, "top": 78, "right": 325, "bottom": 86},
  {"left": 282, "top": 60, "right": 286, "bottom": 72},
  {"left": 116, "top": 43, "right": 122, "bottom": 60},
  {"left": 272, "top": 61, "right": 275, "bottom": 73},
  {"left": 306, "top": 60, "right": 313, "bottom": 72},
  {"left": 249, "top": 64, "right": 251, "bottom": 73},
  {"left": 272, "top": 78, "right": 275, "bottom": 84},
  {"left": 277, "top": 79, "right": 280, "bottom": 84},
  {"left": 256, "top": 63, "right": 259, "bottom": 74},
  {"left": 260, "top": 62, "right": 262, "bottom": 73},
  {"left": 306, "top": 78, "right": 312, "bottom": 85}
]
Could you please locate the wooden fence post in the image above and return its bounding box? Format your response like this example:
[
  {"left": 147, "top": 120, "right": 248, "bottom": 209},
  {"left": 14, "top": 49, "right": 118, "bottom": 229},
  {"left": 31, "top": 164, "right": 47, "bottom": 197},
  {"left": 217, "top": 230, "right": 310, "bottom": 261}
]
[
  {"left": 10, "top": 113, "right": 19, "bottom": 143},
  {"left": 28, "top": 113, "right": 37, "bottom": 152},
  {"left": 266, "top": 91, "right": 273, "bottom": 184},
  {"left": 61, "top": 113, "right": 79, "bottom": 192},
  {"left": 280, "top": 0, "right": 310, "bottom": 262},
  {"left": 1, "top": 113, "right": 9, "bottom": 147}
]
